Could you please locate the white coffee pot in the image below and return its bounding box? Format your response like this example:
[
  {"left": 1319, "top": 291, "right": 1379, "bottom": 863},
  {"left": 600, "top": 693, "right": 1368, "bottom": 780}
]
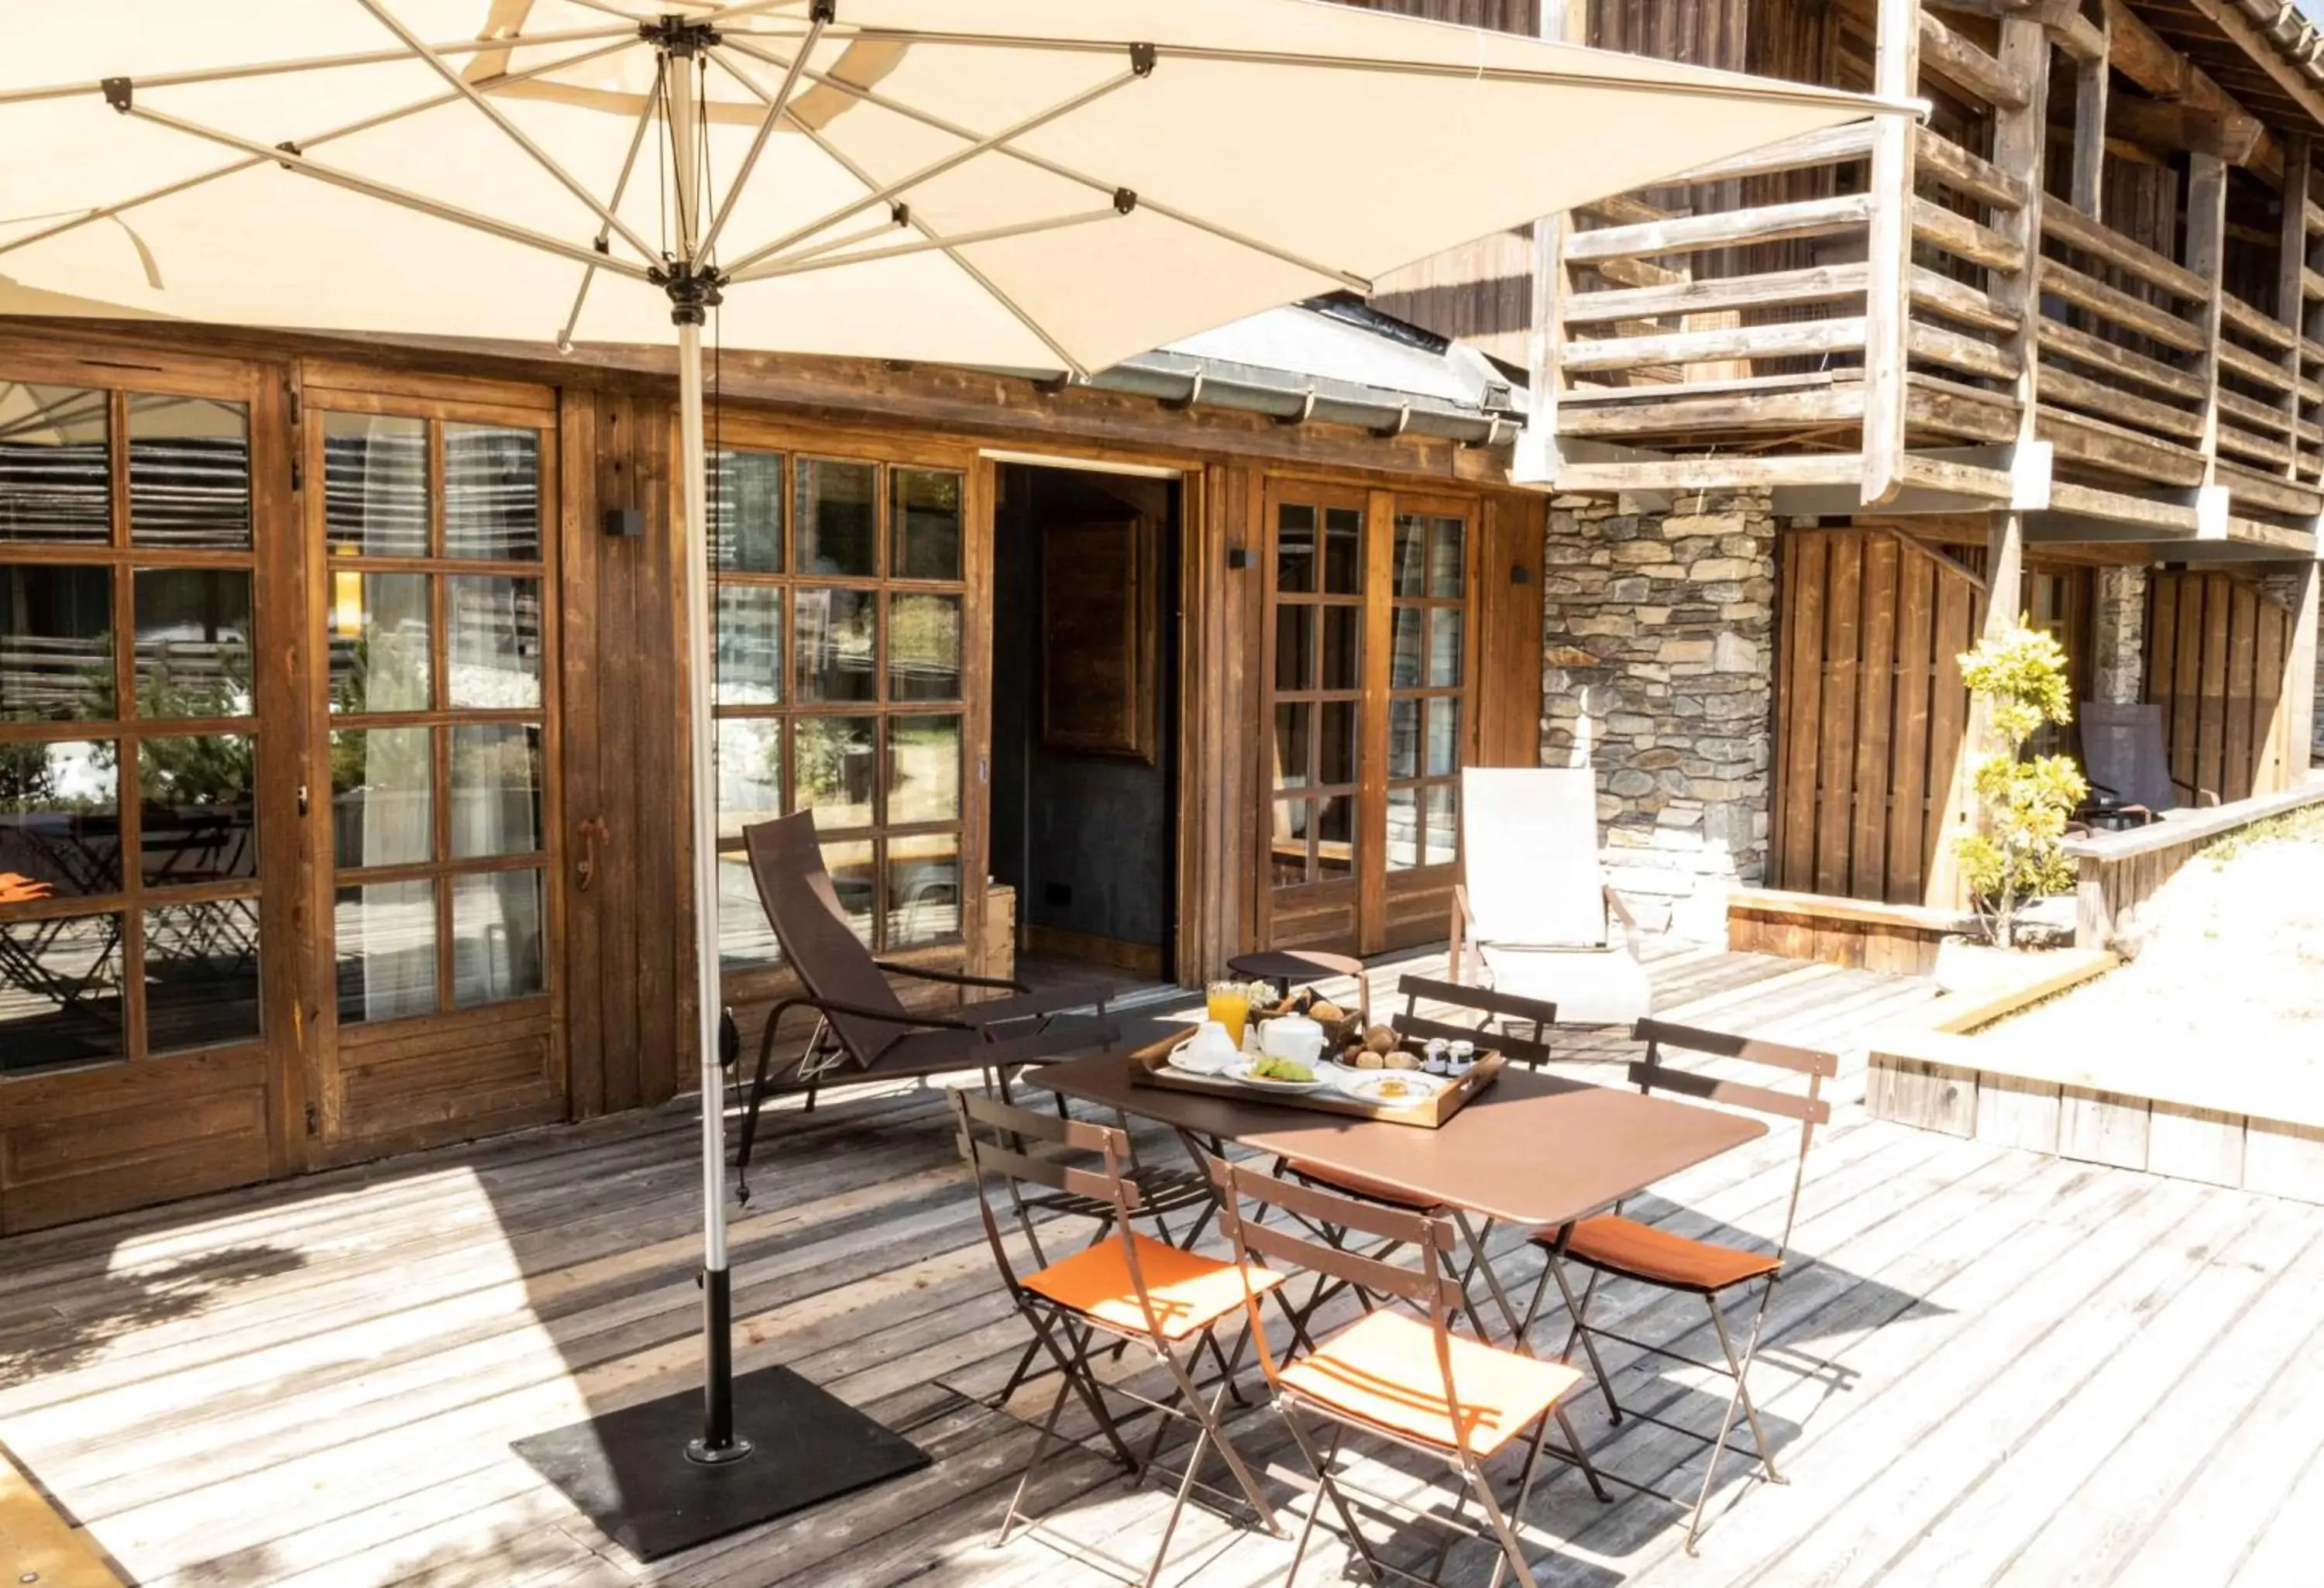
[{"left": 1257, "top": 1012, "right": 1326, "bottom": 1067}]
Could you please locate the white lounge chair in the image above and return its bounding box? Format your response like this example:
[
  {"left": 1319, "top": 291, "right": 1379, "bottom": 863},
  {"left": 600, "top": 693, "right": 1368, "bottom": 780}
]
[{"left": 1449, "top": 767, "right": 1652, "bottom": 1026}]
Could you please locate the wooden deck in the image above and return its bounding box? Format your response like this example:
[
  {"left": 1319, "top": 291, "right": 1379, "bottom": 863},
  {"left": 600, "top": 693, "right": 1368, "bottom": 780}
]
[{"left": 5, "top": 943, "right": 2321, "bottom": 1588}]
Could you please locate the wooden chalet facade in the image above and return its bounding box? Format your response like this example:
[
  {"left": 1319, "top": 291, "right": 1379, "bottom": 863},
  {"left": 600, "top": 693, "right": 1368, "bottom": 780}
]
[
  {"left": 9, "top": 0, "right": 2324, "bottom": 1234},
  {"left": 0, "top": 312, "right": 1546, "bottom": 1232}
]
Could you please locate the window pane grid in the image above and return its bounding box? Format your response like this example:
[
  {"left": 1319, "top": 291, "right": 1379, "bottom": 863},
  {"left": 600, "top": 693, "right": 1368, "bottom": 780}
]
[
  {"left": 3, "top": 380, "right": 265, "bottom": 1071},
  {"left": 710, "top": 447, "right": 966, "bottom": 960},
  {"left": 318, "top": 408, "right": 551, "bottom": 1023}
]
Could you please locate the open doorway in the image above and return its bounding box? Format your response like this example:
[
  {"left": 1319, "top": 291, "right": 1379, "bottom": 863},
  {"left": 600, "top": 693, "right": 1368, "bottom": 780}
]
[{"left": 988, "top": 462, "right": 1181, "bottom": 999}]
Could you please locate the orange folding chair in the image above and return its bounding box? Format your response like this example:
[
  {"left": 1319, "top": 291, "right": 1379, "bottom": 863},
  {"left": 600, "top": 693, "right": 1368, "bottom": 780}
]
[
  {"left": 1212, "top": 1156, "right": 1607, "bottom": 1588},
  {"left": 1517, "top": 1018, "right": 1834, "bottom": 1552},
  {"left": 953, "top": 1089, "right": 1287, "bottom": 1586},
  {"left": 1272, "top": 977, "right": 1559, "bottom": 1345}
]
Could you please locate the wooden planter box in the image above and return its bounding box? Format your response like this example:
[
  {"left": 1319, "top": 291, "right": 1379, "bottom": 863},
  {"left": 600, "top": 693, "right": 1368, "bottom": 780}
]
[
  {"left": 1868, "top": 1027, "right": 2324, "bottom": 1205},
  {"left": 1728, "top": 888, "right": 1975, "bottom": 975}
]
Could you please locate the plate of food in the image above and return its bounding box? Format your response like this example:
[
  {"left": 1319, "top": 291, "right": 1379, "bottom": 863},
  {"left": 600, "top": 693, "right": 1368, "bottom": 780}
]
[
  {"left": 1339, "top": 1071, "right": 1449, "bottom": 1108},
  {"left": 1228, "top": 1056, "right": 1332, "bottom": 1094}
]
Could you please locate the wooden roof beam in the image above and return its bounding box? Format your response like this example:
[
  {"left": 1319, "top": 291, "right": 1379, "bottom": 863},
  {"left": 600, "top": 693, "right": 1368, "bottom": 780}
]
[
  {"left": 2101, "top": 0, "right": 2279, "bottom": 178},
  {"left": 2109, "top": 91, "right": 2266, "bottom": 162},
  {"left": 2174, "top": 0, "right": 2324, "bottom": 139}
]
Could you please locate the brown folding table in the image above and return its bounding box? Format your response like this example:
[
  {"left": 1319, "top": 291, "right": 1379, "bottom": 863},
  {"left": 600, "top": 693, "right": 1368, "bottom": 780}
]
[{"left": 1025, "top": 1048, "right": 1769, "bottom": 1339}]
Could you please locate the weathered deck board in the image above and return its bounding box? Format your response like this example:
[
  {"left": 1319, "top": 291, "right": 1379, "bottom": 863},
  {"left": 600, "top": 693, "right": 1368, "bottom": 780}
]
[{"left": 2, "top": 947, "right": 2318, "bottom": 1588}]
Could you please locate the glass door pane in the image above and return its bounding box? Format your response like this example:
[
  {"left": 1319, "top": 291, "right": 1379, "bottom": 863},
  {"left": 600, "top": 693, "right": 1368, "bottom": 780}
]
[{"left": 2, "top": 377, "right": 269, "bottom": 1076}]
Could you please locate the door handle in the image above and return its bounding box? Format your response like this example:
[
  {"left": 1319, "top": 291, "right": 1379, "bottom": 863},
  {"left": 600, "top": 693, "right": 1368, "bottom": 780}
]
[{"left": 576, "top": 817, "right": 610, "bottom": 892}]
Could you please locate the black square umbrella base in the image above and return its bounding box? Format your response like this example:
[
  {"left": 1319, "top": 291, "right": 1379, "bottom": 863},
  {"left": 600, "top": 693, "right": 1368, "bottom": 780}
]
[{"left": 514, "top": 1366, "right": 931, "bottom": 1562}]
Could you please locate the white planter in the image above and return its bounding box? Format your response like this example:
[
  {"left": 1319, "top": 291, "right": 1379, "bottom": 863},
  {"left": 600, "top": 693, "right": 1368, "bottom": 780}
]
[{"left": 1934, "top": 935, "right": 2033, "bottom": 996}]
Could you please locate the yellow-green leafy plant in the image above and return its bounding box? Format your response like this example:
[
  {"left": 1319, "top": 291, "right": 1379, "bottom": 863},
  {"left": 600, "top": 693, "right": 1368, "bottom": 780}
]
[{"left": 1954, "top": 622, "right": 2088, "bottom": 948}]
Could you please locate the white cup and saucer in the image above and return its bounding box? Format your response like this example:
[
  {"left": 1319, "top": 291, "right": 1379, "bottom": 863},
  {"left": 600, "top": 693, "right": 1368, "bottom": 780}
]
[{"left": 1168, "top": 1020, "right": 1241, "bottom": 1076}]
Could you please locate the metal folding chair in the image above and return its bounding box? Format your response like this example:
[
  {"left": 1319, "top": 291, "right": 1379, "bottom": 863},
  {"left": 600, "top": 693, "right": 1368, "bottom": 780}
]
[
  {"left": 1212, "top": 1155, "right": 1607, "bottom": 1588},
  {"left": 1272, "top": 978, "right": 1557, "bottom": 1345},
  {"left": 953, "top": 1089, "right": 1286, "bottom": 1587},
  {"left": 1516, "top": 1017, "right": 1834, "bottom": 1552}
]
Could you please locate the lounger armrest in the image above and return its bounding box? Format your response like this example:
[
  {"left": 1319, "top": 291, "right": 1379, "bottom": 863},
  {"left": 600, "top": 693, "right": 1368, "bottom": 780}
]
[
  {"left": 957, "top": 985, "right": 1113, "bottom": 1029},
  {"left": 1603, "top": 884, "right": 1645, "bottom": 962},
  {"left": 875, "top": 959, "right": 1030, "bottom": 995}
]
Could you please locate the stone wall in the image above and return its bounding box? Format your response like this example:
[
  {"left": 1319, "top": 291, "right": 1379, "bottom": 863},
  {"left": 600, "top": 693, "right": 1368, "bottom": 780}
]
[
  {"left": 2092, "top": 565, "right": 2147, "bottom": 706},
  {"left": 1541, "top": 489, "right": 1777, "bottom": 943}
]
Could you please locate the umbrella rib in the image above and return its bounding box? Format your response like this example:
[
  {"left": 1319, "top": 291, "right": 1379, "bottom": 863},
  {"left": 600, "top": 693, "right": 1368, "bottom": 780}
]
[
  {"left": 727, "top": 207, "right": 1126, "bottom": 282},
  {"left": 353, "top": 0, "right": 660, "bottom": 266},
  {"left": 0, "top": 26, "right": 638, "bottom": 108},
  {"left": 698, "top": 11, "right": 829, "bottom": 259},
  {"left": 559, "top": 89, "right": 663, "bottom": 350},
  {"left": 0, "top": 37, "right": 639, "bottom": 266},
  {"left": 717, "top": 36, "right": 1369, "bottom": 293},
  {"left": 705, "top": 46, "right": 1088, "bottom": 376},
  {"left": 724, "top": 23, "right": 1899, "bottom": 115},
  {"left": 119, "top": 103, "right": 656, "bottom": 282},
  {"left": 716, "top": 63, "right": 1145, "bottom": 280}
]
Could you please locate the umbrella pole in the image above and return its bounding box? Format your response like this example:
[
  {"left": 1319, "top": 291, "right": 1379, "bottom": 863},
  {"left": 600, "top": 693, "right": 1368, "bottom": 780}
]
[
  {"left": 509, "top": 36, "right": 926, "bottom": 1554},
  {"left": 676, "top": 312, "right": 747, "bottom": 1466}
]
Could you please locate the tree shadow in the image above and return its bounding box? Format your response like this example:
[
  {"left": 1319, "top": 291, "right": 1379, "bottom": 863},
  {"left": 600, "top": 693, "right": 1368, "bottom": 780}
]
[{"left": 0, "top": 1241, "right": 307, "bottom": 1387}]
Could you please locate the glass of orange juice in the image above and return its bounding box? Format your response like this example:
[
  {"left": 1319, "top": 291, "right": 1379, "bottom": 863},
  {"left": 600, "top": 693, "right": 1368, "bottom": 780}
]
[{"left": 1205, "top": 981, "right": 1252, "bottom": 1050}]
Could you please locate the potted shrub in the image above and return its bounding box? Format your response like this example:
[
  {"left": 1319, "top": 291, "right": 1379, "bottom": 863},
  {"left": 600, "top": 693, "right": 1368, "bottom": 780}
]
[{"left": 1936, "top": 622, "right": 2089, "bottom": 993}]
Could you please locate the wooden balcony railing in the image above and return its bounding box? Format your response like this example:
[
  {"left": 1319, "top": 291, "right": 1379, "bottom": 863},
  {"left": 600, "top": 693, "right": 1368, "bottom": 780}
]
[{"left": 1549, "top": 120, "right": 2031, "bottom": 483}]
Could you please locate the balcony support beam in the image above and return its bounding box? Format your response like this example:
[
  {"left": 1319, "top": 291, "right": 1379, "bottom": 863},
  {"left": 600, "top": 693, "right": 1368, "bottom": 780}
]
[
  {"left": 2071, "top": 2, "right": 2109, "bottom": 218},
  {"left": 1515, "top": 0, "right": 1586, "bottom": 486},
  {"left": 1993, "top": 16, "right": 2051, "bottom": 510},
  {"left": 1861, "top": 0, "right": 1922, "bottom": 507},
  {"left": 2186, "top": 152, "right": 2229, "bottom": 486},
  {"left": 2278, "top": 132, "right": 2311, "bottom": 484}
]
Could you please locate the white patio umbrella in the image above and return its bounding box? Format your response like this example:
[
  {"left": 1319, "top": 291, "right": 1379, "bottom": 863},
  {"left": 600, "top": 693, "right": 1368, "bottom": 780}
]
[{"left": 0, "top": 0, "right": 1897, "bottom": 1548}]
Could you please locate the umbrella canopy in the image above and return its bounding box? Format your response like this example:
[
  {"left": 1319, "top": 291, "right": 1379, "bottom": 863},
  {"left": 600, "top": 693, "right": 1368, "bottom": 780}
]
[
  {"left": 2, "top": 0, "right": 1889, "bottom": 373},
  {"left": 0, "top": 0, "right": 1896, "bottom": 1478}
]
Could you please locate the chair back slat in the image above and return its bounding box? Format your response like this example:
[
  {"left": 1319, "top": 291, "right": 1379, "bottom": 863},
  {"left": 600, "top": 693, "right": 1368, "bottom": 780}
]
[
  {"left": 1216, "top": 1156, "right": 1447, "bottom": 1248},
  {"left": 1633, "top": 1017, "right": 1837, "bottom": 1078},
  {"left": 1393, "top": 1012, "right": 1550, "bottom": 1069},
  {"left": 1623, "top": 1061, "right": 1831, "bottom": 1125},
  {"left": 956, "top": 1087, "right": 1124, "bottom": 1154},
  {"left": 1397, "top": 974, "right": 1557, "bottom": 1029},
  {"left": 961, "top": 1136, "right": 1140, "bottom": 1209},
  {"left": 743, "top": 812, "right": 911, "bottom": 1066},
  {"left": 1232, "top": 1218, "right": 1456, "bottom": 1311}
]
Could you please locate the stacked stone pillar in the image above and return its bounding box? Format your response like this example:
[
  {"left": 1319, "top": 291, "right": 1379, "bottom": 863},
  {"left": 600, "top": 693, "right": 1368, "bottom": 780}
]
[{"left": 1540, "top": 490, "right": 1776, "bottom": 942}]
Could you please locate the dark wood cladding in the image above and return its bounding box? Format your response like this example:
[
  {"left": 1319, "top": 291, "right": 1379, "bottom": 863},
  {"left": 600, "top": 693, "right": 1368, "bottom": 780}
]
[
  {"left": 2145, "top": 569, "right": 2297, "bottom": 803},
  {"left": 560, "top": 386, "right": 691, "bottom": 1115},
  {"left": 1772, "top": 528, "right": 1988, "bottom": 907}
]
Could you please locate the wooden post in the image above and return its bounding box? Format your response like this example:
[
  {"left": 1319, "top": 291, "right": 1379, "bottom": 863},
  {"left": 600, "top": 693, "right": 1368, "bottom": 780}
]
[
  {"left": 1860, "top": 0, "right": 1921, "bottom": 508},
  {"left": 1933, "top": 510, "right": 2026, "bottom": 908},
  {"left": 2279, "top": 134, "right": 2310, "bottom": 481},
  {"left": 1994, "top": 18, "right": 2051, "bottom": 507},
  {"left": 2286, "top": 558, "right": 2320, "bottom": 774},
  {"left": 2186, "top": 153, "right": 2229, "bottom": 488},
  {"left": 2072, "top": 9, "right": 2109, "bottom": 219},
  {"left": 1515, "top": 0, "right": 1587, "bottom": 486}
]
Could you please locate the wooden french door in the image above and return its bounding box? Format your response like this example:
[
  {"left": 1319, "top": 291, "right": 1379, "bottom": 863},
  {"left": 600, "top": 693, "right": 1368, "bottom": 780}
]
[
  {"left": 0, "top": 347, "right": 300, "bottom": 1231},
  {"left": 1259, "top": 481, "right": 1479, "bottom": 955},
  {"left": 300, "top": 370, "right": 566, "bottom": 1164}
]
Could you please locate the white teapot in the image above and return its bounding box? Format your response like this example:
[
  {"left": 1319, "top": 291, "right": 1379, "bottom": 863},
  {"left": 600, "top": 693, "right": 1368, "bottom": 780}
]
[{"left": 1257, "top": 1012, "right": 1326, "bottom": 1067}]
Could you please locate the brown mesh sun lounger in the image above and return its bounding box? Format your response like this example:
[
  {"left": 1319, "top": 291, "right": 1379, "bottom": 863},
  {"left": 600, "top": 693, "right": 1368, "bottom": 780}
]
[{"left": 729, "top": 810, "right": 1114, "bottom": 1198}]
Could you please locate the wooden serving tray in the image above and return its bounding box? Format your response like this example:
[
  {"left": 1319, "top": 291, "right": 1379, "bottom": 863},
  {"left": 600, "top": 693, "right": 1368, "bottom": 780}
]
[{"left": 1126, "top": 1026, "right": 1504, "bottom": 1129}]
